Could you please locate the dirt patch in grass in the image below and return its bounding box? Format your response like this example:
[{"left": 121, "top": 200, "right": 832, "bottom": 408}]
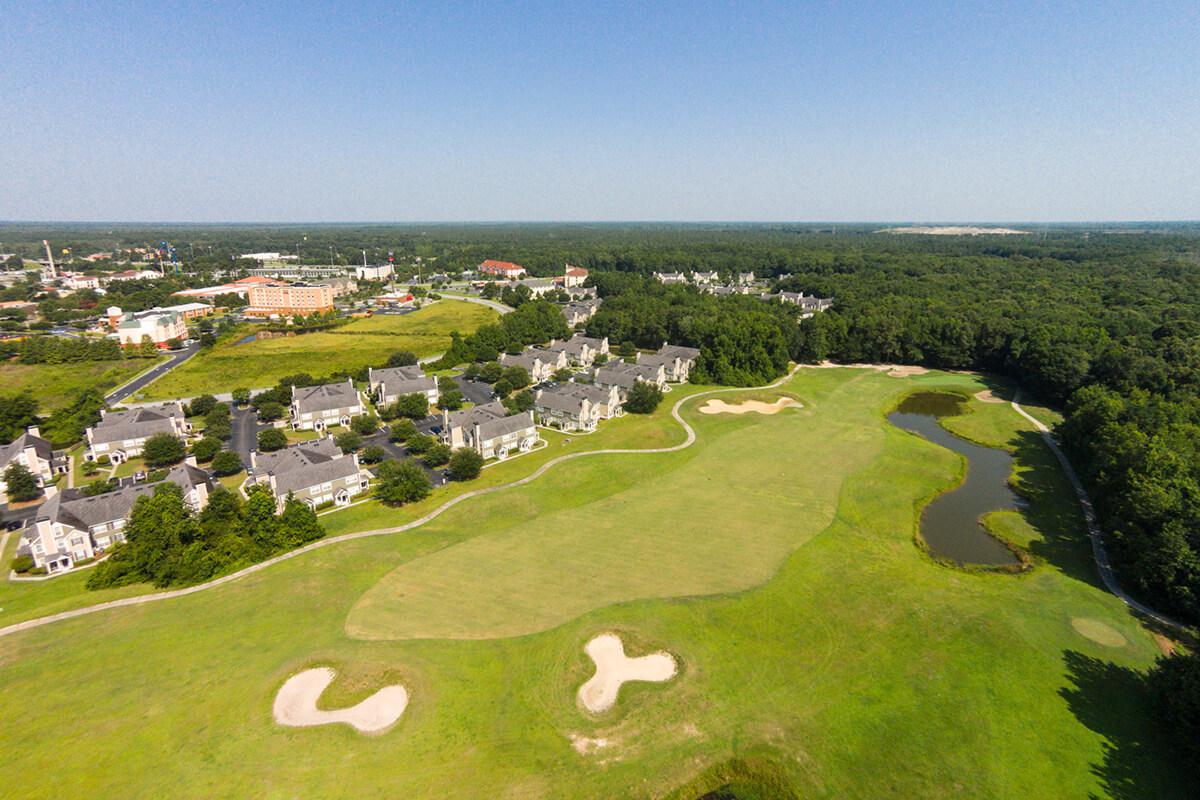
[
  {"left": 974, "top": 389, "right": 1005, "bottom": 404},
  {"left": 1071, "top": 617, "right": 1127, "bottom": 648}
]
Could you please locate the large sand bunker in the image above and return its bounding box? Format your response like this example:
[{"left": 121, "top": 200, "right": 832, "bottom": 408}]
[
  {"left": 699, "top": 397, "right": 800, "bottom": 415},
  {"left": 802, "top": 361, "right": 928, "bottom": 378},
  {"left": 578, "top": 633, "right": 677, "bottom": 713},
  {"left": 273, "top": 667, "right": 409, "bottom": 734}
]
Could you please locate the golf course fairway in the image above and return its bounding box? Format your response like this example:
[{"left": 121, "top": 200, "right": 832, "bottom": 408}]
[{"left": 0, "top": 367, "right": 1185, "bottom": 799}]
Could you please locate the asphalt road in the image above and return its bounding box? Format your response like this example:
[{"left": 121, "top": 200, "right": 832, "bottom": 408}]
[
  {"left": 229, "top": 407, "right": 266, "bottom": 466},
  {"left": 105, "top": 343, "right": 200, "bottom": 405},
  {"left": 453, "top": 375, "right": 495, "bottom": 406}
]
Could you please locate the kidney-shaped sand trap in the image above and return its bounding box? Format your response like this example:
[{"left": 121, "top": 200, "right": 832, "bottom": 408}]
[
  {"left": 699, "top": 397, "right": 800, "bottom": 415},
  {"left": 273, "top": 667, "right": 409, "bottom": 734},
  {"left": 578, "top": 633, "right": 677, "bottom": 713}
]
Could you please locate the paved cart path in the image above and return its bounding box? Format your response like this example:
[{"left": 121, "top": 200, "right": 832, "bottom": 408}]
[{"left": 1011, "top": 392, "right": 1188, "bottom": 634}]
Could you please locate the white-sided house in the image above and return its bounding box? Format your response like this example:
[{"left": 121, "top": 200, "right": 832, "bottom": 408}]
[
  {"left": 653, "top": 271, "right": 689, "bottom": 285},
  {"left": 440, "top": 401, "right": 538, "bottom": 460},
  {"left": 692, "top": 270, "right": 720, "bottom": 285},
  {"left": 20, "top": 461, "right": 213, "bottom": 574},
  {"left": 85, "top": 403, "right": 190, "bottom": 464},
  {"left": 290, "top": 380, "right": 366, "bottom": 431},
  {"left": 560, "top": 381, "right": 623, "bottom": 418},
  {"left": 0, "top": 427, "right": 68, "bottom": 503},
  {"left": 498, "top": 348, "right": 565, "bottom": 384},
  {"left": 638, "top": 343, "right": 702, "bottom": 383},
  {"left": 545, "top": 333, "right": 609, "bottom": 367},
  {"left": 248, "top": 438, "right": 369, "bottom": 510},
  {"left": 593, "top": 361, "right": 668, "bottom": 395},
  {"left": 563, "top": 299, "right": 600, "bottom": 327},
  {"left": 368, "top": 365, "right": 439, "bottom": 408},
  {"left": 533, "top": 385, "right": 600, "bottom": 432}
]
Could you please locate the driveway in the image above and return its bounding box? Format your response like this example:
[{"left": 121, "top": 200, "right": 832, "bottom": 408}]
[
  {"left": 365, "top": 430, "right": 445, "bottom": 485},
  {"left": 453, "top": 375, "right": 495, "bottom": 406},
  {"left": 229, "top": 407, "right": 266, "bottom": 465},
  {"left": 105, "top": 343, "right": 200, "bottom": 405}
]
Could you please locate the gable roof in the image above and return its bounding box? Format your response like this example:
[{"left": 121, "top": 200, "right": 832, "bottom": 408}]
[
  {"left": 252, "top": 439, "right": 359, "bottom": 496},
  {"left": 370, "top": 366, "right": 436, "bottom": 396},
  {"left": 444, "top": 401, "right": 533, "bottom": 441},
  {"left": 659, "top": 344, "right": 701, "bottom": 361},
  {"left": 90, "top": 405, "right": 183, "bottom": 445},
  {"left": 0, "top": 429, "right": 54, "bottom": 467},
  {"left": 292, "top": 381, "right": 361, "bottom": 414}
]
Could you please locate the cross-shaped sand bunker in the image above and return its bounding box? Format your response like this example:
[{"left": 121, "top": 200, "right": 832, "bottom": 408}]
[
  {"left": 578, "top": 633, "right": 677, "bottom": 713},
  {"left": 273, "top": 667, "right": 409, "bottom": 734},
  {"left": 699, "top": 397, "right": 800, "bottom": 415}
]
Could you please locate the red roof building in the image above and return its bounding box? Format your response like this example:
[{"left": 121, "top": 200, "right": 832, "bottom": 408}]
[{"left": 479, "top": 259, "right": 527, "bottom": 278}]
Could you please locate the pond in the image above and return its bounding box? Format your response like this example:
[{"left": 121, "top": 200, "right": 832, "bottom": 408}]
[
  {"left": 888, "top": 392, "right": 1022, "bottom": 567},
  {"left": 232, "top": 333, "right": 258, "bottom": 346}
]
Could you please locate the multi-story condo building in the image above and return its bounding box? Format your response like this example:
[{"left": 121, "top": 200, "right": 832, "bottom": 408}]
[
  {"left": 248, "top": 438, "right": 368, "bottom": 510},
  {"left": 290, "top": 380, "right": 366, "bottom": 431},
  {"left": 84, "top": 403, "right": 190, "bottom": 463},
  {"left": 368, "top": 365, "right": 439, "bottom": 407},
  {"left": 440, "top": 401, "right": 538, "bottom": 460}
]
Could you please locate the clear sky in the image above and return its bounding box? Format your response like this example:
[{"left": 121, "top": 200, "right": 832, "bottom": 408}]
[{"left": 2, "top": 1, "right": 1197, "bottom": 222}]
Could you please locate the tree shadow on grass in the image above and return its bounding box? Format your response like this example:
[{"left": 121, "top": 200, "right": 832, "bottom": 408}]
[
  {"left": 1010, "top": 429, "right": 1102, "bottom": 587},
  {"left": 1059, "top": 650, "right": 1188, "bottom": 800}
]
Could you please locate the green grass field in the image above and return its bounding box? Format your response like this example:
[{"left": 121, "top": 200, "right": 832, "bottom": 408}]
[
  {"left": 0, "top": 367, "right": 1185, "bottom": 798},
  {"left": 0, "top": 358, "right": 164, "bottom": 411},
  {"left": 139, "top": 302, "right": 497, "bottom": 399}
]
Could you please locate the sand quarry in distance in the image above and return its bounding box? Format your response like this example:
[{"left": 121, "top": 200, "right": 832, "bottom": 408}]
[
  {"left": 273, "top": 667, "right": 409, "bottom": 734},
  {"left": 699, "top": 396, "right": 800, "bottom": 415},
  {"left": 578, "top": 633, "right": 677, "bottom": 713}
]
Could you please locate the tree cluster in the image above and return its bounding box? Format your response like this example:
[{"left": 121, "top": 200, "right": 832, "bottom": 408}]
[{"left": 87, "top": 483, "right": 323, "bottom": 590}]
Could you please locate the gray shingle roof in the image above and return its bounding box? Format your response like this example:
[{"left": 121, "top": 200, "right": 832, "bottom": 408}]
[
  {"left": 252, "top": 439, "right": 359, "bottom": 496},
  {"left": 292, "top": 381, "right": 361, "bottom": 414},
  {"left": 90, "top": 405, "right": 183, "bottom": 446},
  {"left": 371, "top": 366, "right": 436, "bottom": 397},
  {"left": 659, "top": 344, "right": 701, "bottom": 362},
  {"left": 477, "top": 410, "right": 535, "bottom": 440},
  {"left": 535, "top": 390, "right": 586, "bottom": 415},
  {"left": 0, "top": 429, "right": 54, "bottom": 468}
]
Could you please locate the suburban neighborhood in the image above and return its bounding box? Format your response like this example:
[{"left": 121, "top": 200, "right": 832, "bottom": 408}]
[{"left": 0, "top": 257, "right": 762, "bottom": 579}]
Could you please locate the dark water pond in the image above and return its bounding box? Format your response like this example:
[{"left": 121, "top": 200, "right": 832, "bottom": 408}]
[
  {"left": 888, "top": 392, "right": 1021, "bottom": 567},
  {"left": 232, "top": 333, "right": 257, "bottom": 346}
]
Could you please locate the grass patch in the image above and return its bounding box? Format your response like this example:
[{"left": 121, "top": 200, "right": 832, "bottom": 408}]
[
  {"left": 0, "top": 359, "right": 164, "bottom": 411},
  {"left": 139, "top": 303, "right": 497, "bottom": 399}
]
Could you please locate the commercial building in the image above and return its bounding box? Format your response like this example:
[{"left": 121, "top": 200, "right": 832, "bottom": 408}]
[
  {"left": 108, "top": 306, "right": 189, "bottom": 348},
  {"left": 479, "top": 259, "right": 527, "bottom": 279},
  {"left": 245, "top": 283, "right": 335, "bottom": 317}
]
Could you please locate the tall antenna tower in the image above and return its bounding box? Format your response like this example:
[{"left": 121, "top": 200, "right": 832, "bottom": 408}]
[{"left": 42, "top": 240, "right": 56, "bottom": 280}]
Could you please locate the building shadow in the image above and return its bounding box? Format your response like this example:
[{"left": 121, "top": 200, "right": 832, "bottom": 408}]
[{"left": 1059, "top": 650, "right": 1187, "bottom": 799}]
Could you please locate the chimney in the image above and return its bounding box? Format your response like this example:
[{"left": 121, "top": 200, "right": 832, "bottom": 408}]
[
  {"left": 44, "top": 484, "right": 58, "bottom": 498},
  {"left": 27, "top": 426, "right": 39, "bottom": 438},
  {"left": 184, "top": 455, "right": 197, "bottom": 467}
]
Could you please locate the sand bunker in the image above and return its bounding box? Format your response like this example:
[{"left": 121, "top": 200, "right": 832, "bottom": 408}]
[
  {"left": 578, "top": 633, "right": 677, "bottom": 713},
  {"left": 1071, "top": 618, "right": 1127, "bottom": 648},
  {"left": 273, "top": 667, "right": 409, "bottom": 734},
  {"left": 802, "top": 361, "right": 928, "bottom": 378},
  {"left": 699, "top": 397, "right": 800, "bottom": 415},
  {"left": 974, "top": 389, "right": 1005, "bottom": 404}
]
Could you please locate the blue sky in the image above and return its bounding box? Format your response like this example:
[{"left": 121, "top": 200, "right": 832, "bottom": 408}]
[{"left": 2, "top": 1, "right": 1197, "bottom": 221}]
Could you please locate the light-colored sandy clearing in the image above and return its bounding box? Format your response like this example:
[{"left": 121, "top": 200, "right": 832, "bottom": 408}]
[
  {"left": 974, "top": 389, "right": 1005, "bottom": 404},
  {"left": 1071, "top": 617, "right": 1127, "bottom": 648},
  {"left": 273, "top": 667, "right": 409, "bottom": 734},
  {"left": 876, "top": 226, "right": 1029, "bottom": 236},
  {"left": 698, "top": 397, "right": 800, "bottom": 415},
  {"left": 578, "top": 633, "right": 677, "bottom": 714},
  {"left": 801, "top": 361, "right": 929, "bottom": 378}
]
